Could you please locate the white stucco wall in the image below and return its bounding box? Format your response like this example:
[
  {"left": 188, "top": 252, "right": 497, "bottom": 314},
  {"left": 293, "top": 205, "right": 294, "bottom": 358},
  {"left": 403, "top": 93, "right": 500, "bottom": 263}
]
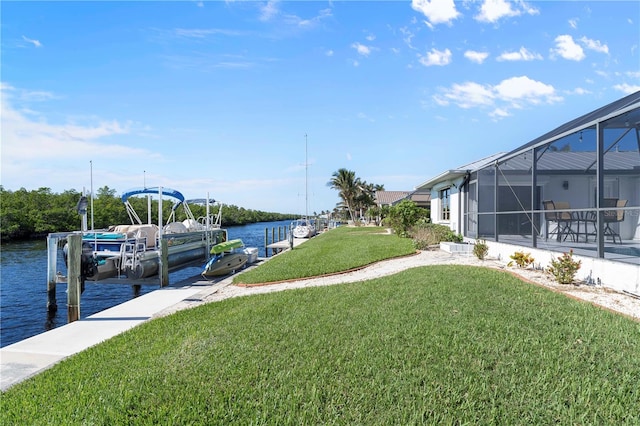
[
  {"left": 469, "top": 239, "right": 640, "bottom": 294},
  {"left": 429, "top": 177, "right": 465, "bottom": 235}
]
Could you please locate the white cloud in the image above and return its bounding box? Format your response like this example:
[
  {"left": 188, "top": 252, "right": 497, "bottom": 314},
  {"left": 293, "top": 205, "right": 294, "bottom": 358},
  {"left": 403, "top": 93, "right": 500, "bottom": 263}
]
[
  {"left": 433, "top": 82, "right": 495, "bottom": 108},
  {"left": 579, "top": 36, "right": 609, "bottom": 54},
  {"left": 497, "top": 47, "right": 542, "bottom": 62},
  {"left": 21, "top": 35, "right": 42, "bottom": 48},
  {"left": 464, "top": 50, "right": 489, "bottom": 64},
  {"left": 325, "top": 49, "right": 334, "bottom": 57},
  {"left": 259, "top": 0, "right": 279, "bottom": 22},
  {"left": 399, "top": 27, "right": 416, "bottom": 50},
  {"left": 411, "top": 0, "right": 460, "bottom": 26},
  {"left": 489, "top": 108, "right": 510, "bottom": 119},
  {"left": 475, "top": 0, "right": 538, "bottom": 24},
  {"left": 613, "top": 83, "right": 640, "bottom": 94},
  {"left": 569, "top": 87, "right": 591, "bottom": 95},
  {"left": 0, "top": 85, "right": 157, "bottom": 192},
  {"left": 494, "top": 76, "right": 558, "bottom": 103},
  {"left": 283, "top": 8, "right": 332, "bottom": 28},
  {"left": 568, "top": 18, "right": 579, "bottom": 29},
  {"left": 432, "top": 76, "right": 562, "bottom": 118},
  {"left": 173, "top": 28, "right": 245, "bottom": 38},
  {"left": 551, "top": 34, "right": 585, "bottom": 61},
  {"left": 351, "top": 42, "right": 373, "bottom": 57},
  {"left": 357, "top": 112, "right": 374, "bottom": 122},
  {"left": 418, "top": 48, "right": 452, "bottom": 66}
]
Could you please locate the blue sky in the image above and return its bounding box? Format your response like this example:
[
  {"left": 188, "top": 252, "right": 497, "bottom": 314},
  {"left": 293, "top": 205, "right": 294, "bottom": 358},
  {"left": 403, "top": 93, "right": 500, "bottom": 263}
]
[{"left": 2, "top": 1, "right": 639, "bottom": 215}]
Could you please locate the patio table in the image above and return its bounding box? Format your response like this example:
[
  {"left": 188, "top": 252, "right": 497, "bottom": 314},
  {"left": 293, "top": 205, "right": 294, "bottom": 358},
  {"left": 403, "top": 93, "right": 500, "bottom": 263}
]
[{"left": 573, "top": 211, "right": 597, "bottom": 243}]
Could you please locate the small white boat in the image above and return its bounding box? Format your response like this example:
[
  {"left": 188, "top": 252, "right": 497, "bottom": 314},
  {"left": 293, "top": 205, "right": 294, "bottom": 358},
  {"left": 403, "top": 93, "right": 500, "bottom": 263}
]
[
  {"left": 292, "top": 218, "right": 316, "bottom": 239},
  {"left": 202, "top": 239, "right": 248, "bottom": 277}
]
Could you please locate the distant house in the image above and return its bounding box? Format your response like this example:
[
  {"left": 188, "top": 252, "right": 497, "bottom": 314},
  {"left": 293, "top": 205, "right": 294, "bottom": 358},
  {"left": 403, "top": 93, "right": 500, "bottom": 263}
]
[
  {"left": 416, "top": 91, "right": 640, "bottom": 294},
  {"left": 375, "top": 190, "right": 431, "bottom": 209}
]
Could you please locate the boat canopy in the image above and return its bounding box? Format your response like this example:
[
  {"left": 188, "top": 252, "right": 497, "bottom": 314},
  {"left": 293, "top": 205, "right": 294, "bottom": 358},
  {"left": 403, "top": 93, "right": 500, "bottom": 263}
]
[{"left": 121, "top": 187, "right": 185, "bottom": 204}]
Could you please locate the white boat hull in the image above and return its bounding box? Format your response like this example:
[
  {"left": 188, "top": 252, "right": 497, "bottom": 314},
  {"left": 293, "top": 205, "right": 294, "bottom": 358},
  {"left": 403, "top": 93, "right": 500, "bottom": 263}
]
[
  {"left": 202, "top": 253, "right": 248, "bottom": 277},
  {"left": 292, "top": 219, "right": 316, "bottom": 239}
]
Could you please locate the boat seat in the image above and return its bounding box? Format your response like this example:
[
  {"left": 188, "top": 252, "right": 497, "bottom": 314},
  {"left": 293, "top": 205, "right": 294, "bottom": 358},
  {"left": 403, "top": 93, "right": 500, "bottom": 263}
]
[
  {"left": 112, "top": 224, "right": 132, "bottom": 234},
  {"left": 128, "top": 224, "right": 159, "bottom": 248},
  {"left": 163, "top": 222, "right": 188, "bottom": 234}
]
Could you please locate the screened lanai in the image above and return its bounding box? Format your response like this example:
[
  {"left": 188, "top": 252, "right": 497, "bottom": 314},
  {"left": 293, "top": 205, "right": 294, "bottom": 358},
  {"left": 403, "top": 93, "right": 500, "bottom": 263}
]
[{"left": 464, "top": 91, "right": 640, "bottom": 266}]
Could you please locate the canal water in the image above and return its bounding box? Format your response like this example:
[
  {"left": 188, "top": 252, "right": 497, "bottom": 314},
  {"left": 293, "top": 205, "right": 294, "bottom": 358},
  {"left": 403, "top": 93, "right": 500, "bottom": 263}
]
[{"left": 0, "top": 220, "right": 292, "bottom": 348}]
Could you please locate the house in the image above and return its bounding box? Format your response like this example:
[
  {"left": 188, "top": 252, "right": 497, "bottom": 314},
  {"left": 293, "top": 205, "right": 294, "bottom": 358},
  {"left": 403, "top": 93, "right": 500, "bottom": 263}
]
[
  {"left": 416, "top": 91, "right": 640, "bottom": 294},
  {"left": 374, "top": 190, "right": 431, "bottom": 209}
]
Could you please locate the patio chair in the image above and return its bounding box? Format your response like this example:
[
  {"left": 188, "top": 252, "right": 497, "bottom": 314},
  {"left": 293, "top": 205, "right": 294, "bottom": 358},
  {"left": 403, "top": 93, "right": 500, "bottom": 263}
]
[
  {"left": 543, "top": 200, "right": 576, "bottom": 242},
  {"left": 602, "top": 198, "right": 627, "bottom": 244}
]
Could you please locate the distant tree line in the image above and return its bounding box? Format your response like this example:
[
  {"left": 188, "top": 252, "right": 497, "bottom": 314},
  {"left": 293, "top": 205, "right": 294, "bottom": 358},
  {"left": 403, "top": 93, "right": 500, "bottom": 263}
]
[{"left": 0, "top": 186, "right": 297, "bottom": 242}]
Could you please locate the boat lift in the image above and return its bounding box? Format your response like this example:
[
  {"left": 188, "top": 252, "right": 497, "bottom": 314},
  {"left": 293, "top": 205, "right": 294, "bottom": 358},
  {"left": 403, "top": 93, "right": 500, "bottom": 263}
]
[{"left": 46, "top": 187, "right": 225, "bottom": 322}]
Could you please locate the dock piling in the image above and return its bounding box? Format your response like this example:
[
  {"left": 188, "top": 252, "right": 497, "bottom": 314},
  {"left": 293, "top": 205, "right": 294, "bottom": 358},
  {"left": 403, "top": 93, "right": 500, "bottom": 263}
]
[
  {"left": 160, "top": 239, "right": 169, "bottom": 288},
  {"left": 67, "top": 233, "right": 82, "bottom": 323},
  {"left": 46, "top": 235, "right": 58, "bottom": 314}
]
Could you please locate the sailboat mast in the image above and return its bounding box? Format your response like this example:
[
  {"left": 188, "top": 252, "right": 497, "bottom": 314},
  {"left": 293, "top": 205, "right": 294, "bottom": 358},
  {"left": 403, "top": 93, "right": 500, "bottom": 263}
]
[{"left": 305, "top": 133, "right": 308, "bottom": 219}]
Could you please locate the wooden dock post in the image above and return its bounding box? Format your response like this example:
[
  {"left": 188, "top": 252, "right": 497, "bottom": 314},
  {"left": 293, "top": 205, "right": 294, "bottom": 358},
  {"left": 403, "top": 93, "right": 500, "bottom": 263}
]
[
  {"left": 46, "top": 235, "right": 58, "bottom": 313},
  {"left": 289, "top": 223, "right": 294, "bottom": 250},
  {"left": 264, "top": 228, "right": 268, "bottom": 257},
  {"left": 160, "top": 239, "right": 169, "bottom": 288},
  {"left": 67, "top": 233, "right": 82, "bottom": 323},
  {"left": 272, "top": 227, "right": 276, "bottom": 256}
]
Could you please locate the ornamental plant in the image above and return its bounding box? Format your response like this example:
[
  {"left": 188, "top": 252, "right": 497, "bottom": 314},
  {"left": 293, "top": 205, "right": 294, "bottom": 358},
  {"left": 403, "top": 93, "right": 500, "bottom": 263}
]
[
  {"left": 409, "top": 221, "right": 462, "bottom": 250},
  {"left": 473, "top": 239, "right": 489, "bottom": 260},
  {"left": 547, "top": 250, "right": 582, "bottom": 284},
  {"left": 508, "top": 251, "right": 535, "bottom": 268}
]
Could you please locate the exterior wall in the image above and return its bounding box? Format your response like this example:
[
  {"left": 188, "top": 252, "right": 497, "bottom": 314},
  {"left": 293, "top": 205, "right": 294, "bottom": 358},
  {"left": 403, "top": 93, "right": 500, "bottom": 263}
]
[
  {"left": 468, "top": 239, "right": 640, "bottom": 294},
  {"left": 429, "top": 178, "right": 465, "bottom": 235}
]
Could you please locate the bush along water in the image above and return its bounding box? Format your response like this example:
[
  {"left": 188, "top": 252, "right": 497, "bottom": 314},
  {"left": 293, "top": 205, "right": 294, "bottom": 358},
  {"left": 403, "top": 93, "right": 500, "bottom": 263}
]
[{"left": 547, "top": 250, "right": 582, "bottom": 284}]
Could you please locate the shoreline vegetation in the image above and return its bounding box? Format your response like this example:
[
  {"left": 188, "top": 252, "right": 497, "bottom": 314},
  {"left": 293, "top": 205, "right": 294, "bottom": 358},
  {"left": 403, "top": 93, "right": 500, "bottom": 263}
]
[
  {"left": 2, "top": 227, "right": 639, "bottom": 423},
  {"left": 0, "top": 186, "right": 298, "bottom": 242}
]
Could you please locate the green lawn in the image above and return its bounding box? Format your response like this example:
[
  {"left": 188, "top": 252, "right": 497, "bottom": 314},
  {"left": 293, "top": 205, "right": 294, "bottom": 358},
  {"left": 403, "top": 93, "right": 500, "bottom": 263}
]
[
  {"left": 233, "top": 226, "right": 416, "bottom": 284},
  {"left": 2, "top": 265, "right": 639, "bottom": 424}
]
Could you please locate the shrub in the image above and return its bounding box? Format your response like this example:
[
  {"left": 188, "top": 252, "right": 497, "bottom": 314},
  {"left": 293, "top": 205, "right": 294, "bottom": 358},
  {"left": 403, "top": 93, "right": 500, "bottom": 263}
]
[
  {"left": 508, "top": 251, "right": 535, "bottom": 268},
  {"left": 409, "top": 222, "right": 462, "bottom": 250},
  {"left": 473, "top": 239, "right": 489, "bottom": 260},
  {"left": 547, "top": 250, "right": 581, "bottom": 284},
  {"left": 386, "top": 200, "right": 429, "bottom": 237}
]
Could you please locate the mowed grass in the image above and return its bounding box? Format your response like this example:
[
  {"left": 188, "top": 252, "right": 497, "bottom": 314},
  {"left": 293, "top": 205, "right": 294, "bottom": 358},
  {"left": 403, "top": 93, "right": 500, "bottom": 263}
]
[
  {"left": 233, "top": 226, "right": 416, "bottom": 284},
  {"left": 2, "top": 265, "right": 639, "bottom": 424}
]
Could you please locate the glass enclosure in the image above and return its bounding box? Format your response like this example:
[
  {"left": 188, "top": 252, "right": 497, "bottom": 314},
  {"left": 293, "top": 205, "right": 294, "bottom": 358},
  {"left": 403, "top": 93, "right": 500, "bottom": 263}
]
[{"left": 463, "top": 103, "right": 640, "bottom": 265}]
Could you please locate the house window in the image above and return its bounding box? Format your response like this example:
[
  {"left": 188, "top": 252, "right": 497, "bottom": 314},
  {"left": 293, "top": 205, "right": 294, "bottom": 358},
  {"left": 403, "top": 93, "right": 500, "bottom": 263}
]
[{"left": 440, "top": 187, "right": 450, "bottom": 221}]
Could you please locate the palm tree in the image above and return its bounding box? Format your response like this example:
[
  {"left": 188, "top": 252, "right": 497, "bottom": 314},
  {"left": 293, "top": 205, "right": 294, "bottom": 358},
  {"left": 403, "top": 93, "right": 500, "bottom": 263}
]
[{"left": 327, "top": 168, "right": 358, "bottom": 222}]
